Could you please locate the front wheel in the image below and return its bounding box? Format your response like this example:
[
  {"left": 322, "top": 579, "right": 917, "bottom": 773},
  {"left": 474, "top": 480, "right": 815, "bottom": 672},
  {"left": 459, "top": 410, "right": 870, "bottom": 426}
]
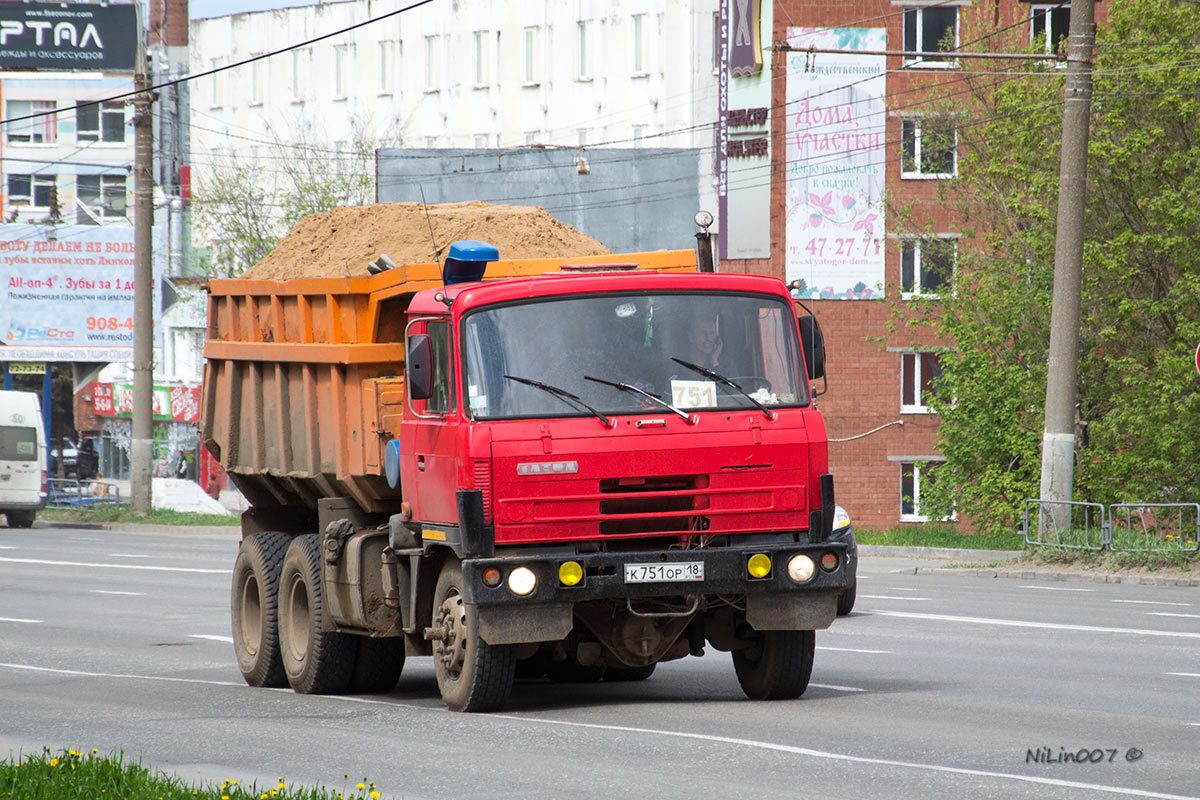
[
  {"left": 733, "top": 629, "right": 815, "bottom": 700},
  {"left": 6, "top": 510, "right": 35, "bottom": 528},
  {"left": 430, "top": 559, "right": 516, "bottom": 712},
  {"left": 278, "top": 534, "right": 356, "bottom": 694},
  {"left": 837, "top": 578, "right": 857, "bottom": 616}
]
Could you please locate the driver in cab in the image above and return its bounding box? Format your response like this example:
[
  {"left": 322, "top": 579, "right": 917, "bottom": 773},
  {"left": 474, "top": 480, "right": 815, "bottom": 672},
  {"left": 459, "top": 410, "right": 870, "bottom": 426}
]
[{"left": 686, "top": 316, "right": 722, "bottom": 369}]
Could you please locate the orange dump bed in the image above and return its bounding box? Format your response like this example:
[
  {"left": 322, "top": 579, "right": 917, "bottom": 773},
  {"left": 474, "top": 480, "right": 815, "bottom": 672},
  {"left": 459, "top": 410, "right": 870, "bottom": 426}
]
[{"left": 201, "top": 250, "right": 698, "bottom": 519}]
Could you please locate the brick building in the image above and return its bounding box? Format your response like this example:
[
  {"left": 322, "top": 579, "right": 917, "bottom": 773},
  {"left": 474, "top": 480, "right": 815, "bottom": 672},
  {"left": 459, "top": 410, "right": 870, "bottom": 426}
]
[{"left": 717, "top": 0, "right": 1103, "bottom": 529}]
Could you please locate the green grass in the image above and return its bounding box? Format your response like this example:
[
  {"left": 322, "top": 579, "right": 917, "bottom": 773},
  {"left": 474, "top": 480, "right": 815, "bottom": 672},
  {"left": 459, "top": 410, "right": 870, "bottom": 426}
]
[
  {"left": 855, "top": 524, "right": 1023, "bottom": 551},
  {"left": 39, "top": 507, "right": 240, "bottom": 526},
  {"left": 2, "top": 748, "right": 383, "bottom": 800}
]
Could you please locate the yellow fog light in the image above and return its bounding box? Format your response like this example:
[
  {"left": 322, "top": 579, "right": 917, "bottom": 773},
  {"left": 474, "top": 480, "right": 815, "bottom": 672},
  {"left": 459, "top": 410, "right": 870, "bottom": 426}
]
[
  {"left": 558, "top": 560, "right": 584, "bottom": 587},
  {"left": 747, "top": 553, "right": 772, "bottom": 579},
  {"left": 787, "top": 554, "right": 816, "bottom": 583},
  {"left": 507, "top": 566, "right": 537, "bottom": 596}
]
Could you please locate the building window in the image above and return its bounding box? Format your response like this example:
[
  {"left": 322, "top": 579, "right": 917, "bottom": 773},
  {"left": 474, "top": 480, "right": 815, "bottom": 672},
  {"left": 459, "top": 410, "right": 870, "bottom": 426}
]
[
  {"left": 334, "top": 45, "right": 351, "bottom": 98},
  {"left": 901, "top": 238, "right": 956, "bottom": 297},
  {"left": 424, "top": 35, "right": 439, "bottom": 91},
  {"left": 474, "top": 134, "right": 489, "bottom": 148},
  {"left": 525, "top": 130, "right": 539, "bottom": 146},
  {"left": 290, "top": 49, "right": 309, "bottom": 102},
  {"left": 523, "top": 27, "right": 539, "bottom": 85},
  {"left": 249, "top": 56, "right": 264, "bottom": 105},
  {"left": 901, "top": 351, "right": 944, "bottom": 413},
  {"left": 902, "top": 6, "right": 958, "bottom": 66},
  {"left": 379, "top": 41, "right": 395, "bottom": 94},
  {"left": 632, "top": 124, "right": 647, "bottom": 147},
  {"left": 7, "top": 173, "right": 57, "bottom": 209},
  {"left": 1031, "top": 4, "right": 1070, "bottom": 56},
  {"left": 77, "top": 101, "right": 125, "bottom": 144},
  {"left": 209, "top": 58, "right": 224, "bottom": 107},
  {"left": 76, "top": 174, "right": 128, "bottom": 224},
  {"left": 577, "top": 20, "right": 592, "bottom": 80},
  {"left": 577, "top": 128, "right": 588, "bottom": 147},
  {"left": 712, "top": 11, "right": 721, "bottom": 73},
  {"left": 901, "top": 117, "right": 956, "bottom": 178},
  {"left": 474, "top": 31, "right": 488, "bottom": 87},
  {"left": 632, "top": 14, "right": 647, "bottom": 74},
  {"left": 6, "top": 100, "right": 57, "bottom": 144}
]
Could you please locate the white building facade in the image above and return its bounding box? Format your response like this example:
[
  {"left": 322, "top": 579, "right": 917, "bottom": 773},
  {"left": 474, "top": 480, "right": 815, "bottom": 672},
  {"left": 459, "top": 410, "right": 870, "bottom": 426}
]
[{"left": 189, "top": 0, "right": 720, "bottom": 232}]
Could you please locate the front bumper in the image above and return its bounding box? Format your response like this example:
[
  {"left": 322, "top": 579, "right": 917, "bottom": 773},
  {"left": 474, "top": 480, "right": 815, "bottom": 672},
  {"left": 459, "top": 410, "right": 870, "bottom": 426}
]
[{"left": 461, "top": 540, "right": 850, "bottom": 606}]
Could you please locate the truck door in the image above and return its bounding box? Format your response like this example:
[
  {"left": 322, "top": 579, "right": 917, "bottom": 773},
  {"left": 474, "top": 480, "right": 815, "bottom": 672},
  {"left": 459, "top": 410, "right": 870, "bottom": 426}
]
[{"left": 400, "top": 318, "right": 461, "bottom": 524}]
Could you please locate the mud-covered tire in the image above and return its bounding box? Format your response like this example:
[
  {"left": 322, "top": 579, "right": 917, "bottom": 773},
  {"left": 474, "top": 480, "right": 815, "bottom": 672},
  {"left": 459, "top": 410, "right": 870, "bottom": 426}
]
[
  {"left": 349, "top": 636, "right": 406, "bottom": 693},
  {"left": 278, "top": 534, "right": 356, "bottom": 694},
  {"left": 230, "top": 531, "right": 291, "bottom": 687},
  {"left": 733, "top": 629, "right": 815, "bottom": 700},
  {"left": 431, "top": 559, "right": 516, "bottom": 712},
  {"left": 6, "top": 510, "right": 35, "bottom": 528},
  {"left": 837, "top": 578, "right": 857, "bottom": 616},
  {"left": 605, "top": 664, "right": 656, "bottom": 682}
]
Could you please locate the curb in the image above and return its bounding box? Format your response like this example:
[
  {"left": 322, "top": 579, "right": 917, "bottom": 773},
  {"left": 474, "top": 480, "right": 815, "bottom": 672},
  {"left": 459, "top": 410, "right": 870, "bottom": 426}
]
[
  {"left": 905, "top": 566, "right": 1200, "bottom": 587},
  {"left": 859, "top": 545, "right": 1022, "bottom": 561}
]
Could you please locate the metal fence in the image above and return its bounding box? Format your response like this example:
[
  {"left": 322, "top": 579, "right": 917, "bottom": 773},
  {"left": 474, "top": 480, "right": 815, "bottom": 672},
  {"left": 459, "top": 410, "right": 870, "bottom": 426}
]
[
  {"left": 1022, "top": 499, "right": 1200, "bottom": 553},
  {"left": 47, "top": 478, "right": 125, "bottom": 509}
]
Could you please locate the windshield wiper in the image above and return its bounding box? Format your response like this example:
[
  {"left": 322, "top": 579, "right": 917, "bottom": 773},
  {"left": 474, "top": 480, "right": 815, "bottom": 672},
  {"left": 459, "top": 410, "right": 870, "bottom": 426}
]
[
  {"left": 584, "top": 376, "right": 695, "bottom": 424},
  {"left": 504, "top": 375, "right": 613, "bottom": 428},
  {"left": 669, "top": 357, "right": 775, "bottom": 420}
]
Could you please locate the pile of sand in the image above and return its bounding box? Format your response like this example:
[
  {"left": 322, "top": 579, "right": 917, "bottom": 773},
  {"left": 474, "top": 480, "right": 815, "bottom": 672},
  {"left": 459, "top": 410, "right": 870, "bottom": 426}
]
[{"left": 241, "top": 202, "right": 610, "bottom": 280}]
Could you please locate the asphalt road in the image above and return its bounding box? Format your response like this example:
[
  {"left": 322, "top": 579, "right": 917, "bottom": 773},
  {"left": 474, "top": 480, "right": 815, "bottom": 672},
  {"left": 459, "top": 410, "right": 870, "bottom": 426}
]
[{"left": 1, "top": 523, "right": 1197, "bottom": 800}]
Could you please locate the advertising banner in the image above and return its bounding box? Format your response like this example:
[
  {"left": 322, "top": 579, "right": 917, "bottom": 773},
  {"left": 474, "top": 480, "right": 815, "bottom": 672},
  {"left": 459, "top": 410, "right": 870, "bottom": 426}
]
[
  {"left": 0, "top": 2, "right": 138, "bottom": 72},
  {"left": 785, "top": 28, "right": 887, "bottom": 299},
  {"left": 0, "top": 224, "right": 162, "bottom": 362},
  {"left": 93, "top": 382, "right": 200, "bottom": 423}
]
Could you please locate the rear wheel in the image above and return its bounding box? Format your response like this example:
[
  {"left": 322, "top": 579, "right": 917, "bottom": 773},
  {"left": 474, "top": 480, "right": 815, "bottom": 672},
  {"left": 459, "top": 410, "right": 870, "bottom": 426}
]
[
  {"left": 278, "top": 534, "right": 356, "bottom": 694},
  {"left": 6, "top": 510, "right": 35, "bottom": 528},
  {"left": 349, "top": 636, "right": 406, "bottom": 693},
  {"left": 430, "top": 559, "right": 516, "bottom": 712},
  {"left": 733, "top": 629, "right": 815, "bottom": 700},
  {"left": 230, "top": 531, "right": 291, "bottom": 687}
]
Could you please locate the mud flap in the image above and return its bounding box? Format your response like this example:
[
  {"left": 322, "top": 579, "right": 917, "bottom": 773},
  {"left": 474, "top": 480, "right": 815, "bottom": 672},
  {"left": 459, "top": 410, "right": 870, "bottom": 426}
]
[
  {"left": 477, "top": 603, "right": 573, "bottom": 645},
  {"left": 746, "top": 592, "right": 837, "bottom": 631}
]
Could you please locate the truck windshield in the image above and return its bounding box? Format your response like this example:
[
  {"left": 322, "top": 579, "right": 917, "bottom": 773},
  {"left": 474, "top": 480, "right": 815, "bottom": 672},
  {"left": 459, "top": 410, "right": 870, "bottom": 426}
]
[{"left": 461, "top": 292, "right": 809, "bottom": 419}]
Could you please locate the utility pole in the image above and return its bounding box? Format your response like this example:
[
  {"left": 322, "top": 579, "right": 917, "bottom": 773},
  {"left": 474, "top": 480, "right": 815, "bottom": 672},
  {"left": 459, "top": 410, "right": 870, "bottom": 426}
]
[
  {"left": 131, "top": 66, "right": 155, "bottom": 513},
  {"left": 1038, "top": 0, "right": 1096, "bottom": 532}
]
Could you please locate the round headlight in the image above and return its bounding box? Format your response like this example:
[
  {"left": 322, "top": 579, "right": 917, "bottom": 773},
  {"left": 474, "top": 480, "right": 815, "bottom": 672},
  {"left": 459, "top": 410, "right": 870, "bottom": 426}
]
[
  {"left": 507, "top": 566, "right": 537, "bottom": 596},
  {"left": 558, "top": 560, "right": 584, "bottom": 587},
  {"left": 787, "top": 554, "right": 816, "bottom": 583}
]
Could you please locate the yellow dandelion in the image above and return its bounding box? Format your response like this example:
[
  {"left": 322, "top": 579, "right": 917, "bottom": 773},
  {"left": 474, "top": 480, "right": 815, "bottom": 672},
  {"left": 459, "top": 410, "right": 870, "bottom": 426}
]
[
  {"left": 357, "top": 783, "right": 366, "bottom": 790},
  {"left": 92, "top": 748, "right": 98, "bottom": 754},
  {"left": 371, "top": 792, "right": 381, "bottom": 799},
  {"left": 49, "top": 758, "right": 59, "bottom": 767},
  {"left": 222, "top": 796, "right": 229, "bottom": 800}
]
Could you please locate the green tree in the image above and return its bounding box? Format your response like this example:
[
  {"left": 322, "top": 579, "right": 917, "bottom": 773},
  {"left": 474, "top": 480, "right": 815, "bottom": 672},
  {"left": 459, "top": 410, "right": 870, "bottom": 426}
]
[
  {"left": 191, "top": 120, "right": 396, "bottom": 276},
  {"left": 913, "top": 0, "right": 1200, "bottom": 530}
]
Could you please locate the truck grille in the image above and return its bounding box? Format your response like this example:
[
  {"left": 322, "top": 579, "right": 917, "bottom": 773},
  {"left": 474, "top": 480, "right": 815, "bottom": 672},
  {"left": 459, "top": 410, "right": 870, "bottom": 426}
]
[{"left": 597, "top": 474, "right": 709, "bottom": 535}]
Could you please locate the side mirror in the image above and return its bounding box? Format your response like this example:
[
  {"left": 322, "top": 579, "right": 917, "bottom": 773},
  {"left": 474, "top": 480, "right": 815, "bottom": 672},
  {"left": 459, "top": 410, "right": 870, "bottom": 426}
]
[
  {"left": 798, "top": 314, "right": 826, "bottom": 381},
  {"left": 407, "top": 333, "right": 434, "bottom": 400}
]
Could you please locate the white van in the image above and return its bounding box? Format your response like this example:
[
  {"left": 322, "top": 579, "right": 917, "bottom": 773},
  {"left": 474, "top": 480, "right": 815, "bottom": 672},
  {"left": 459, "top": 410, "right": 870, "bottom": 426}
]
[{"left": 0, "top": 390, "right": 47, "bottom": 528}]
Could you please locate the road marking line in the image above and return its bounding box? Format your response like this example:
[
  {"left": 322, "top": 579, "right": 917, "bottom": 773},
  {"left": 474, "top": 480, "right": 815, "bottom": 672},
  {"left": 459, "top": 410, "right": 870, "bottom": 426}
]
[
  {"left": 1019, "top": 585, "right": 1096, "bottom": 592},
  {"left": 490, "top": 717, "right": 1200, "bottom": 800},
  {"left": 808, "top": 683, "right": 868, "bottom": 693},
  {"left": 0, "top": 617, "right": 41, "bottom": 624},
  {"left": 0, "top": 663, "right": 243, "bottom": 687},
  {"left": 1146, "top": 612, "right": 1200, "bottom": 619},
  {"left": 817, "top": 646, "right": 891, "bottom": 654},
  {"left": 107, "top": 553, "right": 152, "bottom": 559},
  {"left": 0, "top": 545, "right": 15, "bottom": 550},
  {"left": 92, "top": 590, "right": 144, "bottom": 596},
  {"left": 0, "top": 556, "right": 227, "bottom": 574},
  {"left": 1166, "top": 672, "right": 1200, "bottom": 678},
  {"left": 0, "top": 662, "right": 1192, "bottom": 799},
  {"left": 860, "top": 595, "right": 930, "bottom": 601},
  {"left": 1113, "top": 600, "right": 1191, "bottom": 607},
  {"left": 190, "top": 634, "right": 234, "bottom": 644},
  {"left": 862, "top": 610, "right": 1200, "bottom": 639}
]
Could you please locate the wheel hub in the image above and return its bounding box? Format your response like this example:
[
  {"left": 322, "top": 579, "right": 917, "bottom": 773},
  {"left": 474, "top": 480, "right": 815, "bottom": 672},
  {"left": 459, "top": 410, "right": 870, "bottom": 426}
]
[{"left": 433, "top": 593, "right": 467, "bottom": 677}]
